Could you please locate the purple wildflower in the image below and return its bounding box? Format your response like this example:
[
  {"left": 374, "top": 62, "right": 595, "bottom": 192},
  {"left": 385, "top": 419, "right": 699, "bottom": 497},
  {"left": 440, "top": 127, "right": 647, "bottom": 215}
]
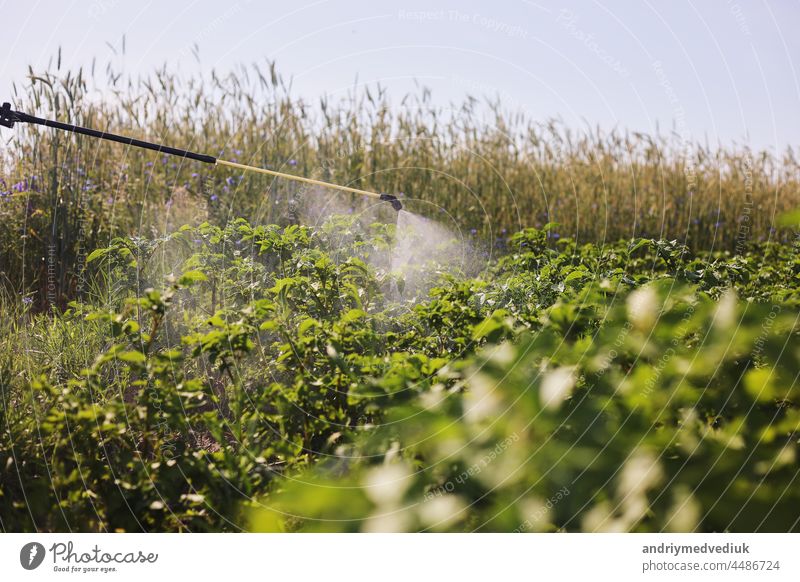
[
  {"left": 210, "top": 194, "right": 219, "bottom": 202},
  {"left": 288, "top": 159, "right": 297, "bottom": 166},
  {"left": 22, "top": 296, "right": 33, "bottom": 305}
]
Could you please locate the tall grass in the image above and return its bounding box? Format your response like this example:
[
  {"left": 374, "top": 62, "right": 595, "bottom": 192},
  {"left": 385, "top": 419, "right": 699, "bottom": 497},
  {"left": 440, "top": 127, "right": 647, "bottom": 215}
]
[{"left": 2, "top": 56, "right": 798, "bottom": 307}]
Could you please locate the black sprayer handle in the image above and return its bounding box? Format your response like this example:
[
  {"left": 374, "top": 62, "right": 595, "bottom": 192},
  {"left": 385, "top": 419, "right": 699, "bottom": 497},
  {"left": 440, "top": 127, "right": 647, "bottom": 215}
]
[
  {"left": 0, "top": 102, "right": 217, "bottom": 164},
  {"left": 1, "top": 102, "right": 403, "bottom": 211}
]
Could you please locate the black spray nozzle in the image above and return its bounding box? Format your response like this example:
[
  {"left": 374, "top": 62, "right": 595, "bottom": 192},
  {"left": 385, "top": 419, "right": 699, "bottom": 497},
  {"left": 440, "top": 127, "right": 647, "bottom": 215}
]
[
  {"left": 380, "top": 193, "right": 402, "bottom": 211},
  {"left": 0, "top": 103, "right": 19, "bottom": 128}
]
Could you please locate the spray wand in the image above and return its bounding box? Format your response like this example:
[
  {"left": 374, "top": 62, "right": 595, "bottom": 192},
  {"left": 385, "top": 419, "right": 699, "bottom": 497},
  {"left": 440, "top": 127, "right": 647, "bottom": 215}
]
[{"left": 0, "top": 102, "right": 402, "bottom": 211}]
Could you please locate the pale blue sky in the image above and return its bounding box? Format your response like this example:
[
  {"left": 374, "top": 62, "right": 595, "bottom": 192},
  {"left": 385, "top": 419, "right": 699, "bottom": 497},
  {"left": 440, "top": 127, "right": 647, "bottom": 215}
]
[{"left": 2, "top": 0, "right": 798, "bottom": 151}]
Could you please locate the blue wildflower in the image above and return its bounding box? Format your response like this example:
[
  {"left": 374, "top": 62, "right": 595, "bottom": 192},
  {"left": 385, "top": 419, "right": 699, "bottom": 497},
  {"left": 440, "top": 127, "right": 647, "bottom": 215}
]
[
  {"left": 22, "top": 296, "right": 33, "bottom": 305},
  {"left": 210, "top": 194, "right": 219, "bottom": 202}
]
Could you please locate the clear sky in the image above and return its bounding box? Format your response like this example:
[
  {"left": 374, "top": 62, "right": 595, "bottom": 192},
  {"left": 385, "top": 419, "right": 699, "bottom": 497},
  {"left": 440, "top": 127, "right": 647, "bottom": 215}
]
[{"left": 2, "top": 0, "right": 798, "bottom": 152}]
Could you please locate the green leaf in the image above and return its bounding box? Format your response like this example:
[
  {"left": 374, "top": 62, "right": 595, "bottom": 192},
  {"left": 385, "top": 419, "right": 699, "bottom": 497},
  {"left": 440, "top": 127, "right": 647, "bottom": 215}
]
[
  {"left": 179, "top": 270, "right": 208, "bottom": 286},
  {"left": 117, "top": 350, "right": 146, "bottom": 364},
  {"left": 86, "top": 248, "right": 110, "bottom": 263},
  {"left": 340, "top": 309, "right": 367, "bottom": 324},
  {"left": 471, "top": 309, "right": 511, "bottom": 342},
  {"left": 744, "top": 367, "right": 779, "bottom": 402},
  {"left": 563, "top": 270, "right": 588, "bottom": 283},
  {"left": 777, "top": 209, "right": 800, "bottom": 228}
]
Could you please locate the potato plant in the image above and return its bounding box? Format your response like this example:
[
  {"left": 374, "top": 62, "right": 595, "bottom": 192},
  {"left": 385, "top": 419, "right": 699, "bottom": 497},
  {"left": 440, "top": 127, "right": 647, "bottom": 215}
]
[{"left": 1, "top": 216, "right": 798, "bottom": 532}]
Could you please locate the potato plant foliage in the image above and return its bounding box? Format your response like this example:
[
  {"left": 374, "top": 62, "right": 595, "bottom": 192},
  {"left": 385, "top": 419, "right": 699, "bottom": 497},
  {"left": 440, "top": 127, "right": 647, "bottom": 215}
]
[{"left": 1, "top": 216, "right": 799, "bottom": 532}]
